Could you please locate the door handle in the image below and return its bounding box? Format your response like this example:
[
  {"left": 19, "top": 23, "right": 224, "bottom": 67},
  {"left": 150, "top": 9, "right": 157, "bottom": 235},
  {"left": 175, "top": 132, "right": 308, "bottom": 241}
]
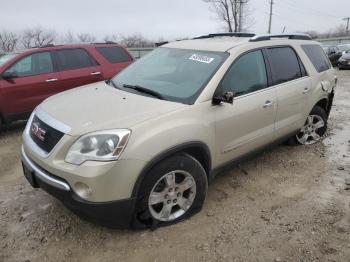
[
  {"left": 46, "top": 78, "right": 58, "bottom": 82},
  {"left": 90, "top": 72, "right": 101, "bottom": 75},
  {"left": 302, "top": 87, "right": 310, "bottom": 94},
  {"left": 263, "top": 100, "right": 274, "bottom": 108}
]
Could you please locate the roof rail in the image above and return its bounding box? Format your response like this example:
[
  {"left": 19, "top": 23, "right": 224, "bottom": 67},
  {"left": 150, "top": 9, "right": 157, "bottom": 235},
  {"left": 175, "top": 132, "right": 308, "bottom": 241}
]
[
  {"left": 37, "top": 44, "right": 55, "bottom": 48},
  {"left": 92, "top": 41, "right": 118, "bottom": 45},
  {"left": 249, "top": 33, "right": 312, "bottom": 42},
  {"left": 194, "top": 32, "right": 256, "bottom": 39}
]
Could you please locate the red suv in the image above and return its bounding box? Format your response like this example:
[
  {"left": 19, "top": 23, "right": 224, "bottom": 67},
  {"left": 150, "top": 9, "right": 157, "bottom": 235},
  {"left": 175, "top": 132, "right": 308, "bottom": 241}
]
[{"left": 0, "top": 43, "right": 134, "bottom": 129}]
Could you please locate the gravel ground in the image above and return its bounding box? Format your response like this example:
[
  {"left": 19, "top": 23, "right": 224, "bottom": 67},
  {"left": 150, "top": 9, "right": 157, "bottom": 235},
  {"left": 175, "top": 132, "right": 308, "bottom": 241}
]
[{"left": 0, "top": 70, "right": 350, "bottom": 262}]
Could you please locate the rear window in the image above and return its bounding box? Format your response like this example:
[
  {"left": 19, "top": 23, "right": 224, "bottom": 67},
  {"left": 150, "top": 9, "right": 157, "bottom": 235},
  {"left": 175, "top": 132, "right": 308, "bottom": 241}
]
[
  {"left": 56, "top": 48, "right": 97, "bottom": 71},
  {"left": 96, "top": 46, "right": 131, "bottom": 63},
  {"left": 301, "top": 44, "right": 331, "bottom": 73},
  {"left": 266, "top": 47, "right": 303, "bottom": 85}
]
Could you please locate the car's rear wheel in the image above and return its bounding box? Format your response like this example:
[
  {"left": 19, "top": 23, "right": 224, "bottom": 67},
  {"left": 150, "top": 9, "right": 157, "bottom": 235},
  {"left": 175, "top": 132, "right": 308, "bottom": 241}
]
[
  {"left": 292, "top": 106, "right": 327, "bottom": 145},
  {"left": 135, "top": 153, "right": 207, "bottom": 228}
]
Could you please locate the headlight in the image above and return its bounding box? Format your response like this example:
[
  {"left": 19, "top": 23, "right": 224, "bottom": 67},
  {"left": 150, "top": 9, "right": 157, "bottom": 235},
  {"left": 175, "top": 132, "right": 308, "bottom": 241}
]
[{"left": 65, "top": 129, "right": 131, "bottom": 165}]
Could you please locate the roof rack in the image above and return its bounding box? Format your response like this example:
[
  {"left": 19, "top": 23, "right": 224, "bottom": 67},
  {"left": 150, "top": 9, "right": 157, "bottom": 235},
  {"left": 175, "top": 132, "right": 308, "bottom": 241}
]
[
  {"left": 37, "top": 44, "right": 55, "bottom": 48},
  {"left": 249, "top": 33, "right": 312, "bottom": 42},
  {"left": 92, "top": 41, "right": 117, "bottom": 45},
  {"left": 193, "top": 32, "right": 256, "bottom": 39}
]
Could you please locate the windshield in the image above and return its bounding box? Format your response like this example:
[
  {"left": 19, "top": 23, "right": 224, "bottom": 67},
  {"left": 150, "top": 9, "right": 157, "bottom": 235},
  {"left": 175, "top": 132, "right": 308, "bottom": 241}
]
[
  {"left": 0, "top": 53, "right": 17, "bottom": 67},
  {"left": 112, "top": 47, "right": 228, "bottom": 104}
]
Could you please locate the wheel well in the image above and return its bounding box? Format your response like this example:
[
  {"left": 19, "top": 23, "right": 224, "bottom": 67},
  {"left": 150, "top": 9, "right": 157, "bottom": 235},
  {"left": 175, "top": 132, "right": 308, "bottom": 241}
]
[
  {"left": 315, "top": 98, "right": 328, "bottom": 112},
  {"left": 131, "top": 142, "right": 211, "bottom": 198}
]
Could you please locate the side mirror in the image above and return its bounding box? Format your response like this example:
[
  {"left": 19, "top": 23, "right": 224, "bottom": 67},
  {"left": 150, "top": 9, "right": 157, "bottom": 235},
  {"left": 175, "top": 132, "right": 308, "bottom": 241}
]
[
  {"left": 2, "top": 71, "right": 18, "bottom": 80},
  {"left": 212, "top": 91, "right": 235, "bottom": 105},
  {"left": 329, "top": 51, "right": 336, "bottom": 55}
]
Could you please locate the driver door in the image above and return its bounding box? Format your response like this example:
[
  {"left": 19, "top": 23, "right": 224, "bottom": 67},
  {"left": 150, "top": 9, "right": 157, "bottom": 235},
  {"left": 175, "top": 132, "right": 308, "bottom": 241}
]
[
  {"left": 1, "top": 51, "right": 60, "bottom": 117},
  {"left": 214, "top": 49, "right": 277, "bottom": 166}
]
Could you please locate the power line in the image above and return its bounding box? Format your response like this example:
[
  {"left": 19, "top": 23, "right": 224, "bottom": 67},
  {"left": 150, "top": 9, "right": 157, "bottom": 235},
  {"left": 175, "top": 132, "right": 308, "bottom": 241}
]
[
  {"left": 278, "top": 0, "right": 341, "bottom": 19},
  {"left": 268, "top": 0, "right": 274, "bottom": 34}
]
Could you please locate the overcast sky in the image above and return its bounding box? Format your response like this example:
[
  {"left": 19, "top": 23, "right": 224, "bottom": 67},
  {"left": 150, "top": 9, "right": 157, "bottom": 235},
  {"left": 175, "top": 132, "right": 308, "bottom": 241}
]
[{"left": 0, "top": 0, "right": 348, "bottom": 40}]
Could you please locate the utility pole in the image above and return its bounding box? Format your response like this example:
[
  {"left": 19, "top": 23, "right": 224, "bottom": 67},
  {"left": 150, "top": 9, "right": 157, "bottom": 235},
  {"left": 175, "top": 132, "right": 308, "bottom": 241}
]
[
  {"left": 268, "top": 0, "right": 274, "bottom": 34},
  {"left": 343, "top": 17, "right": 350, "bottom": 34},
  {"left": 238, "top": 1, "right": 244, "bottom": 32}
]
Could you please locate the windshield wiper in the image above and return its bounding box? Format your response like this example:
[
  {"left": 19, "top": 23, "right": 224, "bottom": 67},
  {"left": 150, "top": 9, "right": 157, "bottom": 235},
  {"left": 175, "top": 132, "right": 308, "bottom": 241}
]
[
  {"left": 122, "top": 84, "right": 164, "bottom": 100},
  {"left": 106, "top": 79, "right": 120, "bottom": 89}
]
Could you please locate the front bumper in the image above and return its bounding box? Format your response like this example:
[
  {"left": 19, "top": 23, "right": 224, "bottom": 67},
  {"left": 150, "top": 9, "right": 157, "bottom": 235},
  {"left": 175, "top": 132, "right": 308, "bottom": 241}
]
[{"left": 21, "top": 146, "right": 137, "bottom": 228}]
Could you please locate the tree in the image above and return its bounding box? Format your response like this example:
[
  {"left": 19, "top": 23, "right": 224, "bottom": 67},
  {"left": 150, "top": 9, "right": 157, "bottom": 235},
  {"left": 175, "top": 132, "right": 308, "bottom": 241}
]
[
  {"left": 0, "top": 31, "right": 19, "bottom": 54},
  {"left": 21, "top": 27, "right": 56, "bottom": 48},
  {"left": 203, "top": 0, "right": 251, "bottom": 32},
  {"left": 77, "top": 33, "right": 96, "bottom": 43},
  {"left": 119, "top": 34, "right": 154, "bottom": 48}
]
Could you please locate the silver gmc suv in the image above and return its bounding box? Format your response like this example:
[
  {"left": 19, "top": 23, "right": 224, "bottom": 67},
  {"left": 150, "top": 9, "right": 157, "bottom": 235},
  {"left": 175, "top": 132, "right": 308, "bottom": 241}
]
[{"left": 21, "top": 33, "right": 336, "bottom": 228}]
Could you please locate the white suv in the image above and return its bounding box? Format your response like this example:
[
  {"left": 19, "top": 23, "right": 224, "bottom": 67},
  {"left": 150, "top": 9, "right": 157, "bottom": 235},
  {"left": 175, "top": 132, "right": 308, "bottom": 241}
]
[{"left": 21, "top": 33, "right": 336, "bottom": 228}]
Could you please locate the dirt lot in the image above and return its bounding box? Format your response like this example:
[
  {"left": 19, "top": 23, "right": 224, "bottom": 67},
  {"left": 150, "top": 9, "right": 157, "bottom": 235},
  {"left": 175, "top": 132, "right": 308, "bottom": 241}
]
[{"left": 1, "top": 71, "right": 350, "bottom": 262}]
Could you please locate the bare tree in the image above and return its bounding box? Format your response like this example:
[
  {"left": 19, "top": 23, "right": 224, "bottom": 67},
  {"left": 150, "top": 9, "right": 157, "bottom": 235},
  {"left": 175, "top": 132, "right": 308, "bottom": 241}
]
[
  {"left": 76, "top": 33, "right": 96, "bottom": 43},
  {"left": 103, "top": 34, "right": 119, "bottom": 43},
  {"left": 21, "top": 27, "right": 56, "bottom": 48},
  {"left": 120, "top": 34, "right": 154, "bottom": 48},
  {"left": 0, "top": 31, "right": 19, "bottom": 54},
  {"left": 203, "top": 0, "right": 251, "bottom": 32}
]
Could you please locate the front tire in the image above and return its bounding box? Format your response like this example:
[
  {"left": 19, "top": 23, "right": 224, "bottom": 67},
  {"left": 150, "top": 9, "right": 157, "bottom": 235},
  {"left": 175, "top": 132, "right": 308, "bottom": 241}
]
[
  {"left": 290, "top": 106, "right": 327, "bottom": 145},
  {"left": 134, "top": 153, "right": 208, "bottom": 228}
]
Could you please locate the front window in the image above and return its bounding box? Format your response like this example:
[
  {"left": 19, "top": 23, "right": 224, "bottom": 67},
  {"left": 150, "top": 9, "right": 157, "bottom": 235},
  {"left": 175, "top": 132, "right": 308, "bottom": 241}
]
[
  {"left": 0, "top": 53, "right": 17, "bottom": 66},
  {"left": 112, "top": 47, "right": 228, "bottom": 104},
  {"left": 7, "top": 52, "right": 54, "bottom": 77}
]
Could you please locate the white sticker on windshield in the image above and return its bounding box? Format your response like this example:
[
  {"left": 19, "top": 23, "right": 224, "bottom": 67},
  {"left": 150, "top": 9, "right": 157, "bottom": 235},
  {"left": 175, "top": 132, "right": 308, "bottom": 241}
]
[{"left": 189, "top": 54, "right": 215, "bottom": 64}]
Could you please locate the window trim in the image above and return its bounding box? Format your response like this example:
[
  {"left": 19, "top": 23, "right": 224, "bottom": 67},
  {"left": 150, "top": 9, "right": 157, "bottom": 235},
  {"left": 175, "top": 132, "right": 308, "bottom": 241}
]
[
  {"left": 4, "top": 51, "right": 57, "bottom": 79},
  {"left": 53, "top": 48, "right": 99, "bottom": 72},
  {"left": 215, "top": 48, "right": 270, "bottom": 98}
]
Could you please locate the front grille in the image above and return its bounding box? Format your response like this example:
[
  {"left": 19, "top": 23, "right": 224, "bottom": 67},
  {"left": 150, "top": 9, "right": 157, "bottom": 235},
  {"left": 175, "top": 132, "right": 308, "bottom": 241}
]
[{"left": 30, "top": 115, "right": 64, "bottom": 153}]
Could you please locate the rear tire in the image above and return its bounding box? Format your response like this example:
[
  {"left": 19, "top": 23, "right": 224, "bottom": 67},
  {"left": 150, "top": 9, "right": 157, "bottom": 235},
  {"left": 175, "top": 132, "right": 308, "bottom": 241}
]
[
  {"left": 289, "top": 106, "right": 327, "bottom": 145},
  {"left": 134, "top": 153, "right": 208, "bottom": 228}
]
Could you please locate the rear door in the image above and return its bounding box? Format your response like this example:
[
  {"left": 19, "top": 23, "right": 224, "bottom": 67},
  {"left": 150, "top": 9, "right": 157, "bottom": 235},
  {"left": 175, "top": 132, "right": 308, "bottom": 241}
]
[
  {"left": 54, "top": 48, "right": 103, "bottom": 92},
  {"left": 265, "top": 46, "right": 310, "bottom": 139},
  {"left": 214, "top": 49, "right": 277, "bottom": 166},
  {"left": 0, "top": 51, "right": 60, "bottom": 117}
]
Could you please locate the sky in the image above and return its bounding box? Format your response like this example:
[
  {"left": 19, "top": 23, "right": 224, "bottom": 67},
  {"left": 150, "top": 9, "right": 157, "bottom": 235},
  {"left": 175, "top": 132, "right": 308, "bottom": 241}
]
[{"left": 0, "top": 0, "right": 349, "bottom": 41}]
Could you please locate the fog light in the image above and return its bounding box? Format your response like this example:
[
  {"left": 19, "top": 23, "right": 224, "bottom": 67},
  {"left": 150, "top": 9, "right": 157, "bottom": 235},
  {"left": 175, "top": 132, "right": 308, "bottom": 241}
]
[{"left": 74, "top": 182, "right": 92, "bottom": 199}]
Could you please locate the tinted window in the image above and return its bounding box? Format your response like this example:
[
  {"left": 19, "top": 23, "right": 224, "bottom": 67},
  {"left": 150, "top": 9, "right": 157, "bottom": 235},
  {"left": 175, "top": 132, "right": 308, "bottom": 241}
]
[
  {"left": 96, "top": 46, "right": 131, "bottom": 63},
  {"left": 220, "top": 50, "right": 267, "bottom": 97},
  {"left": 8, "top": 52, "right": 53, "bottom": 77},
  {"left": 56, "top": 49, "right": 97, "bottom": 71},
  {"left": 302, "top": 44, "right": 331, "bottom": 73},
  {"left": 267, "top": 47, "right": 303, "bottom": 85}
]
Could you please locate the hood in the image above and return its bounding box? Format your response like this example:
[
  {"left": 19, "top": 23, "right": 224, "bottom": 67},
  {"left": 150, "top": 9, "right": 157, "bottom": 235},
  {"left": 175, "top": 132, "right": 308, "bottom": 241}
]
[
  {"left": 39, "top": 81, "right": 186, "bottom": 136},
  {"left": 340, "top": 53, "right": 350, "bottom": 60}
]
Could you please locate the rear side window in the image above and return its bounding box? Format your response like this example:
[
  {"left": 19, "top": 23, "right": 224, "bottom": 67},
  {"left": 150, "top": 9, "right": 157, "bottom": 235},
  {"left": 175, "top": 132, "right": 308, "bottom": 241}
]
[
  {"left": 302, "top": 44, "right": 331, "bottom": 73},
  {"left": 220, "top": 50, "right": 268, "bottom": 97},
  {"left": 96, "top": 46, "right": 131, "bottom": 63},
  {"left": 266, "top": 47, "right": 303, "bottom": 85},
  {"left": 56, "top": 48, "right": 97, "bottom": 71},
  {"left": 7, "top": 52, "right": 54, "bottom": 77}
]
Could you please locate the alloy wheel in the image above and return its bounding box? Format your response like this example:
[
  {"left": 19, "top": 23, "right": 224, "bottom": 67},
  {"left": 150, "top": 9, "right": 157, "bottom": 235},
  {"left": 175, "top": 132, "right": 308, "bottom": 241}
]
[
  {"left": 296, "top": 115, "right": 325, "bottom": 145},
  {"left": 148, "top": 170, "right": 196, "bottom": 222}
]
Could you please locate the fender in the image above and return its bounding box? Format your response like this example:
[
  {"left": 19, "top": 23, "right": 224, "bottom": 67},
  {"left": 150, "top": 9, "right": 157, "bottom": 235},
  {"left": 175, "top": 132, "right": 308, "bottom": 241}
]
[{"left": 131, "top": 141, "right": 211, "bottom": 198}]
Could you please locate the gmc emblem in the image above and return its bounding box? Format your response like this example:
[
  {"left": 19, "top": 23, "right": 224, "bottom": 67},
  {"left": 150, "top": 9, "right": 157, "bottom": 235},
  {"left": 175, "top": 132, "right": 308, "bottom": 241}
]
[{"left": 31, "top": 122, "right": 46, "bottom": 141}]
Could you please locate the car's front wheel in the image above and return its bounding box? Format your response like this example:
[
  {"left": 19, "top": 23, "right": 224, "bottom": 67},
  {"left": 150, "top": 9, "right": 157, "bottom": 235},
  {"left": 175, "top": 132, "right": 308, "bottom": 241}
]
[
  {"left": 135, "top": 153, "right": 208, "bottom": 228},
  {"left": 293, "top": 106, "right": 327, "bottom": 145}
]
